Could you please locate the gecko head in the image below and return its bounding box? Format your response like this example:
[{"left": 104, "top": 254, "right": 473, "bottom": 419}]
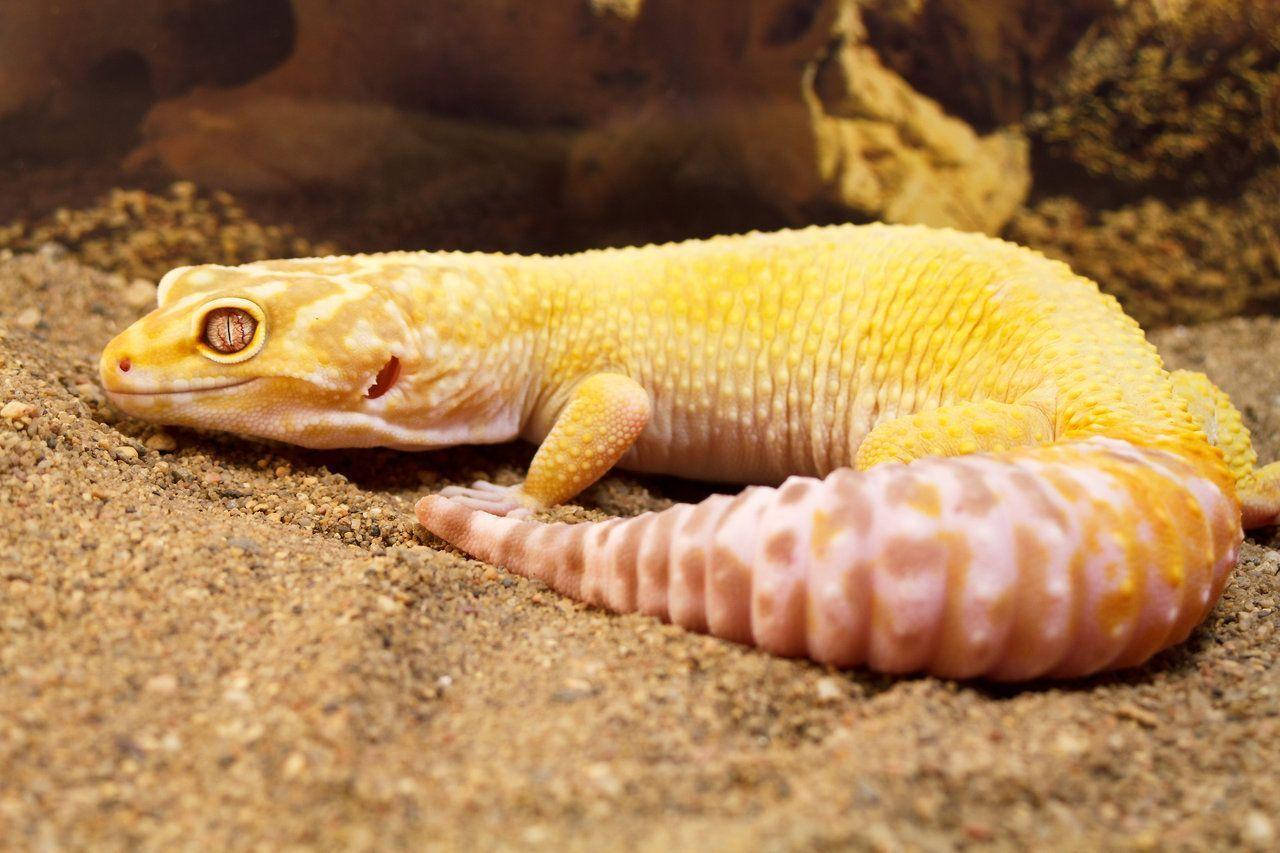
[{"left": 99, "top": 262, "right": 420, "bottom": 447}]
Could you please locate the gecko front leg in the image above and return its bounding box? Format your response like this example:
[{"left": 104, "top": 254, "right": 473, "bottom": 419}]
[{"left": 437, "top": 373, "right": 652, "bottom": 517}]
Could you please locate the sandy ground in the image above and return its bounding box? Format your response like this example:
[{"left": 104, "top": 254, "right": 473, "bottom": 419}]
[{"left": 1, "top": 248, "right": 1278, "bottom": 850}]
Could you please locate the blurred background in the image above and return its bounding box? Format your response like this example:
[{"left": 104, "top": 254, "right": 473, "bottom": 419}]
[{"left": 1, "top": 0, "right": 1276, "bottom": 327}]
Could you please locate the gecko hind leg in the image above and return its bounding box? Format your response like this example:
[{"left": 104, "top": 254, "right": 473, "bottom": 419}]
[
  {"left": 1238, "top": 464, "right": 1280, "bottom": 528},
  {"left": 1171, "top": 369, "right": 1279, "bottom": 528},
  {"left": 853, "top": 399, "right": 1056, "bottom": 469}
]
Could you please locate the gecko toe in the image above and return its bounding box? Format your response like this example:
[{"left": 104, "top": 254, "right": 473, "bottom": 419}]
[
  {"left": 468, "top": 480, "right": 511, "bottom": 493},
  {"left": 436, "top": 482, "right": 531, "bottom": 517}
]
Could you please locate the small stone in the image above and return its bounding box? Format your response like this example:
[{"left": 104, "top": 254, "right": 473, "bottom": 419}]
[
  {"left": 1053, "top": 731, "right": 1088, "bottom": 757},
  {"left": 963, "top": 823, "right": 994, "bottom": 842},
  {"left": 912, "top": 794, "right": 939, "bottom": 820},
  {"left": 226, "top": 536, "right": 260, "bottom": 554},
  {"left": 864, "top": 823, "right": 898, "bottom": 850},
  {"left": 74, "top": 382, "right": 102, "bottom": 402},
  {"left": 1115, "top": 704, "right": 1159, "bottom": 728},
  {"left": 13, "top": 307, "right": 41, "bottom": 329},
  {"left": 1, "top": 400, "right": 36, "bottom": 420},
  {"left": 1242, "top": 811, "right": 1275, "bottom": 850},
  {"left": 551, "top": 678, "right": 596, "bottom": 702},
  {"left": 522, "top": 826, "right": 550, "bottom": 845},
  {"left": 376, "top": 595, "right": 400, "bottom": 613},
  {"left": 112, "top": 445, "right": 139, "bottom": 462},
  {"left": 144, "top": 432, "right": 177, "bottom": 452},
  {"left": 123, "top": 279, "right": 156, "bottom": 309},
  {"left": 281, "top": 751, "right": 307, "bottom": 779},
  {"left": 585, "top": 762, "right": 622, "bottom": 797},
  {"left": 145, "top": 674, "right": 178, "bottom": 694},
  {"left": 815, "top": 676, "right": 844, "bottom": 702},
  {"left": 1130, "top": 830, "right": 1159, "bottom": 851}
]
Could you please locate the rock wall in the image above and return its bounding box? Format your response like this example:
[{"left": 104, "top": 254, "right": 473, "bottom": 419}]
[
  {"left": 1, "top": 0, "right": 1275, "bottom": 324},
  {"left": 1013, "top": 0, "right": 1280, "bottom": 325},
  {"left": 0, "top": 0, "right": 1028, "bottom": 236},
  {"left": 1030, "top": 0, "right": 1279, "bottom": 190}
]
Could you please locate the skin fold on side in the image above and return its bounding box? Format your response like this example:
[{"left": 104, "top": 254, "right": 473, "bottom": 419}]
[{"left": 99, "top": 224, "right": 1276, "bottom": 679}]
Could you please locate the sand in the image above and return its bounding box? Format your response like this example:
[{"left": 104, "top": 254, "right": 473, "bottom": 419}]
[{"left": 1, "top": 246, "right": 1278, "bottom": 850}]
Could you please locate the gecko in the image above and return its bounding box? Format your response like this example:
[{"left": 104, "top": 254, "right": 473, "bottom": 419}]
[{"left": 99, "top": 224, "right": 1280, "bottom": 680}]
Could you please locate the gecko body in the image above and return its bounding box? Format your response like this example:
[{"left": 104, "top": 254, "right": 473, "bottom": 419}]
[{"left": 100, "top": 224, "right": 1280, "bottom": 679}]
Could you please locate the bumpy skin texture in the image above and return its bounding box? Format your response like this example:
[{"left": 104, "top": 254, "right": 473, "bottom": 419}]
[
  {"left": 419, "top": 439, "right": 1239, "bottom": 679},
  {"left": 100, "top": 224, "right": 1277, "bottom": 679}
]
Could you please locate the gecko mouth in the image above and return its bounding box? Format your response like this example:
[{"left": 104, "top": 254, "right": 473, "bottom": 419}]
[{"left": 107, "top": 378, "right": 258, "bottom": 396}]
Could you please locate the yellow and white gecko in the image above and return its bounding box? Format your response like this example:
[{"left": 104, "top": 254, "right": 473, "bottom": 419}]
[{"left": 100, "top": 224, "right": 1279, "bottom": 680}]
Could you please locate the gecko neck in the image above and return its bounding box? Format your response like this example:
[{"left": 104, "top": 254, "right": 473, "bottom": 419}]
[{"left": 383, "top": 252, "right": 555, "bottom": 448}]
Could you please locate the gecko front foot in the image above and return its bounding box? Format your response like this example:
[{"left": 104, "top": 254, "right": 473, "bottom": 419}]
[{"left": 436, "top": 481, "right": 537, "bottom": 518}]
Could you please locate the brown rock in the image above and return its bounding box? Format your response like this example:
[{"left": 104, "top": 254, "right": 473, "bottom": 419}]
[
  {"left": 1, "top": 400, "right": 37, "bottom": 420},
  {"left": 567, "top": 1, "right": 1029, "bottom": 233},
  {"left": 144, "top": 432, "right": 177, "bottom": 452},
  {"left": 0, "top": 0, "right": 294, "bottom": 157},
  {"left": 1008, "top": 168, "right": 1280, "bottom": 326},
  {"left": 1031, "top": 0, "right": 1280, "bottom": 189},
  {"left": 7, "top": 0, "right": 1026, "bottom": 234},
  {"left": 861, "top": 0, "right": 1111, "bottom": 129},
  {"left": 13, "top": 307, "right": 41, "bottom": 330}
]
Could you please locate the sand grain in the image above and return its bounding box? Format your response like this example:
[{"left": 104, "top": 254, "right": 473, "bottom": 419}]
[{"left": 2, "top": 253, "right": 1278, "bottom": 849}]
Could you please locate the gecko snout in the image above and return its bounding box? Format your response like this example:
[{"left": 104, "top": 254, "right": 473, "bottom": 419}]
[
  {"left": 99, "top": 339, "right": 129, "bottom": 389},
  {"left": 98, "top": 334, "right": 145, "bottom": 394}
]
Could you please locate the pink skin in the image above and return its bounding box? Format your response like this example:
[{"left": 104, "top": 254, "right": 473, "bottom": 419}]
[
  {"left": 436, "top": 481, "right": 532, "bottom": 519},
  {"left": 417, "top": 438, "right": 1241, "bottom": 681}
]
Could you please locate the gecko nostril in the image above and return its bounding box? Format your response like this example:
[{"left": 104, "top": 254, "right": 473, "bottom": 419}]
[{"left": 118, "top": 358, "right": 131, "bottom": 373}]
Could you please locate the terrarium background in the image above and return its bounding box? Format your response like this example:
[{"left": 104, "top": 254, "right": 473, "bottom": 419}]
[{"left": 2, "top": 0, "right": 1277, "bottom": 327}]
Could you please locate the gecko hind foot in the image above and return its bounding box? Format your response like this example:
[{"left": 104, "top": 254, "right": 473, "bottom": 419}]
[
  {"left": 435, "top": 481, "right": 534, "bottom": 518},
  {"left": 1240, "top": 462, "right": 1280, "bottom": 528}
]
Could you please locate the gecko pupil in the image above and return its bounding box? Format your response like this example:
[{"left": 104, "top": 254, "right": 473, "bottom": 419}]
[{"left": 203, "top": 307, "right": 256, "bottom": 353}]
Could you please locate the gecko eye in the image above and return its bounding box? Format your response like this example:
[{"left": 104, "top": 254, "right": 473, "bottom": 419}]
[
  {"left": 194, "top": 298, "right": 266, "bottom": 363},
  {"left": 203, "top": 307, "right": 257, "bottom": 353}
]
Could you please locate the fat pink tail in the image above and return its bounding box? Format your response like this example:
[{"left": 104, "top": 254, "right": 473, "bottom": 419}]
[{"left": 415, "top": 438, "right": 1240, "bottom": 680}]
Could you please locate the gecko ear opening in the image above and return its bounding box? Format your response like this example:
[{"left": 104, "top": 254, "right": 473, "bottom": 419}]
[{"left": 365, "top": 356, "right": 401, "bottom": 399}]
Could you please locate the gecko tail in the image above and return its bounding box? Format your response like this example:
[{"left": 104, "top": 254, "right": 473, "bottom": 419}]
[{"left": 415, "top": 437, "right": 1241, "bottom": 681}]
